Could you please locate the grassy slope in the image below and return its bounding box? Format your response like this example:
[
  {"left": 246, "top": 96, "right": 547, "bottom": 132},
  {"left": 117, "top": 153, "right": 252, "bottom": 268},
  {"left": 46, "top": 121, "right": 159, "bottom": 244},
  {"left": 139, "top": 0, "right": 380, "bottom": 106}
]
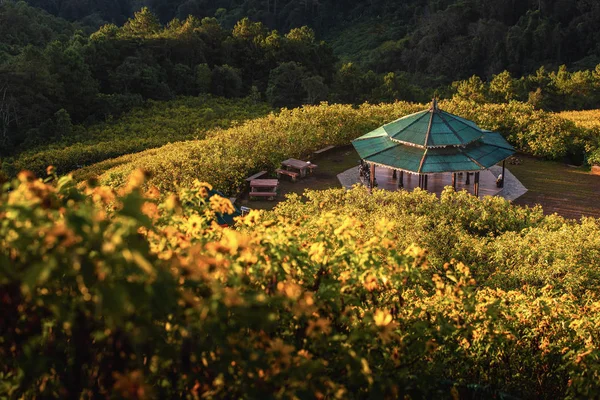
[
  {"left": 510, "top": 155, "right": 600, "bottom": 219},
  {"left": 12, "top": 96, "right": 271, "bottom": 176},
  {"left": 324, "top": 19, "right": 404, "bottom": 64},
  {"left": 67, "top": 101, "right": 600, "bottom": 219},
  {"left": 558, "top": 110, "right": 600, "bottom": 130}
]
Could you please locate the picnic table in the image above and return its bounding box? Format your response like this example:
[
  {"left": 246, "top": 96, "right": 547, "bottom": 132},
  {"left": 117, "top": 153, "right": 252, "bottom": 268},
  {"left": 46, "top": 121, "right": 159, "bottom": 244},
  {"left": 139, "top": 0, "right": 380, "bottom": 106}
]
[
  {"left": 249, "top": 179, "right": 278, "bottom": 200},
  {"left": 280, "top": 158, "right": 317, "bottom": 179}
]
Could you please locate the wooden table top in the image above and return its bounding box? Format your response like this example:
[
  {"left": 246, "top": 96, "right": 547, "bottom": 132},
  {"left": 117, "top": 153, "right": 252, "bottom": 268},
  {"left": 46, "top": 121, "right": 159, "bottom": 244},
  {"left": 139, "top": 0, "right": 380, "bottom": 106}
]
[
  {"left": 250, "top": 179, "right": 279, "bottom": 187},
  {"left": 281, "top": 158, "right": 312, "bottom": 170}
]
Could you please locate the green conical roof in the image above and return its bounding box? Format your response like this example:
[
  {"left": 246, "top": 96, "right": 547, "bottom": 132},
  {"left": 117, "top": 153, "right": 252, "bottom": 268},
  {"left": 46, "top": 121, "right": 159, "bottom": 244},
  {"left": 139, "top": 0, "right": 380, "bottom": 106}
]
[
  {"left": 375, "top": 99, "right": 484, "bottom": 148},
  {"left": 352, "top": 101, "right": 515, "bottom": 174}
]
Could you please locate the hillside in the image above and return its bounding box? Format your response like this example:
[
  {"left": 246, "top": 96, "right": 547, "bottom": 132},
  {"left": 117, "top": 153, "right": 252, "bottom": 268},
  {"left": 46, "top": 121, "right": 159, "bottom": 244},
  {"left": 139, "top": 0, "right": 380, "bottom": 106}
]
[
  {"left": 5, "top": 1, "right": 600, "bottom": 398},
  {"left": 20, "top": 0, "right": 600, "bottom": 81},
  {"left": 4, "top": 96, "right": 271, "bottom": 177},
  {"left": 4, "top": 0, "right": 600, "bottom": 162},
  {"left": 3, "top": 172, "right": 600, "bottom": 398}
]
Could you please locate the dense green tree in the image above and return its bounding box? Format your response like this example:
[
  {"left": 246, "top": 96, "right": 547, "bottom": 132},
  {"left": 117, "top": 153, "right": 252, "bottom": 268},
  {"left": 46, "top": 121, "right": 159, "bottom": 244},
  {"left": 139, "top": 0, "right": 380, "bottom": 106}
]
[
  {"left": 266, "top": 61, "right": 308, "bottom": 107},
  {"left": 331, "top": 63, "right": 371, "bottom": 104},
  {"left": 489, "top": 71, "right": 517, "bottom": 102},
  {"left": 112, "top": 55, "right": 172, "bottom": 99},
  {"left": 0, "top": 80, "right": 19, "bottom": 150},
  {"left": 39, "top": 108, "right": 73, "bottom": 140},
  {"left": 301, "top": 75, "right": 328, "bottom": 104},
  {"left": 121, "top": 7, "right": 160, "bottom": 36},
  {"left": 0, "top": 1, "right": 80, "bottom": 51},
  {"left": 44, "top": 39, "right": 99, "bottom": 121},
  {"left": 211, "top": 65, "right": 243, "bottom": 97},
  {"left": 169, "top": 63, "right": 197, "bottom": 95},
  {"left": 195, "top": 63, "right": 212, "bottom": 93},
  {"left": 452, "top": 75, "right": 487, "bottom": 103}
]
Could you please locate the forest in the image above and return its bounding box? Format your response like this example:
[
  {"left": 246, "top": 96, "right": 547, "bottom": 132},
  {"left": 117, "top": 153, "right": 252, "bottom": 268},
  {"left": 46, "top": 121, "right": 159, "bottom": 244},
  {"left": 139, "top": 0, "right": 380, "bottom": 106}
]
[
  {"left": 4, "top": 0, "right": 600, "bottom": 398},
  {"left": 4, "top": 0, "right": 600, "bottom": 158}
]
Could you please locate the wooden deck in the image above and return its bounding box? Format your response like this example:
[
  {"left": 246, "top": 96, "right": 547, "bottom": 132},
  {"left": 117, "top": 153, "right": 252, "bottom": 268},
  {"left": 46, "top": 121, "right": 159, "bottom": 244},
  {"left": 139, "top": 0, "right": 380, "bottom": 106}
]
[{"left": 373, "top": 168, "right": 502, "bottom": 198}]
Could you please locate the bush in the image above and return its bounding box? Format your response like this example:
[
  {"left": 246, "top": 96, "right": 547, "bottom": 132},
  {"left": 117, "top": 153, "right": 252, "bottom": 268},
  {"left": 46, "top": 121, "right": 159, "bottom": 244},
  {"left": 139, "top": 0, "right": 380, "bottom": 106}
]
[
  {"left": 81, "top": 102, "right": 424, "bottom": 193},
  {"left": 9, "top": 96, "right": 271, "bottom": 177},
  {"left": 83, "top": 99, "right": 592, "bottom": 196},
  {"left": 3, "top": 173, "right": 600, "bottom": 398}
]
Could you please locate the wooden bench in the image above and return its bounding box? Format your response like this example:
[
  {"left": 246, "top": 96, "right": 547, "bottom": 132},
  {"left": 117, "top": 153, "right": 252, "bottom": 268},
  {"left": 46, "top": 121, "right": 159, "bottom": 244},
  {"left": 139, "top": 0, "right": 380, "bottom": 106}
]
[
  {"left": 249, "top": 179, "right": 278, "bottom": 201},
  {"left": 276, "top": 168, "right": 299, "bottom": 181},
  {"left": 313, "top": 145, "right": 335, "bottom": 155},
  {"left": 307, "top": 163, "right": 318, "bottom": 173},
  {"left": 245, "top": 170, "right": 268, "bottom": 182},
  {"left": 249, "top": 191, "right": 276, "bottom": 200}
]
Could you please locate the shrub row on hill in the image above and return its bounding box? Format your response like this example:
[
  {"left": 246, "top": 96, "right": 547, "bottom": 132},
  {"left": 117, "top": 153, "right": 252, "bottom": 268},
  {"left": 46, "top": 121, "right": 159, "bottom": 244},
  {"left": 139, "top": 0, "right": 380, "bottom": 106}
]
[
  {"left": 2, "top": 172, "right": 600, "bottom": 398},
  {"left": 444, "top": 100, "right": 591, "bottom": 162},
  {"left": 4, "top": 96, "right": 271, "bottom": 178},
  {"left": 77, "top": 99, "right": 591, "bottom": 195},
  {"left": 272, "top": 187, "right": 600, "bottom": 296},
  {"left": 558, "top": 109, "right": 600, "bottom": 164}
]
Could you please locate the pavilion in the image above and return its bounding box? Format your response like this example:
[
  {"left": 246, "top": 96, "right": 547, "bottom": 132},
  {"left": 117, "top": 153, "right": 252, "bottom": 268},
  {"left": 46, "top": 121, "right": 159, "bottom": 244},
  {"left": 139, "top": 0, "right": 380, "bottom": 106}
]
[{"left": 351, "top": 99, "right": 515, "bottom": 196}]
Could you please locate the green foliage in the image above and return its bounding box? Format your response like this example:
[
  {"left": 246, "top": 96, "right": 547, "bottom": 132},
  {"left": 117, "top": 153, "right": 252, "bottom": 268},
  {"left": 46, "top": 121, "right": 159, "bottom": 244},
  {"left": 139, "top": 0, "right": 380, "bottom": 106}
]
[
  {"left": 52, "top": 109, "right": 73, "bottom": 139},
  {"left": 331, "top": 62, "right": 372, "bottom": 104},
  {"left": 452, "top": 75, "right": 487, "bottom": 103},
  {"left": 195, "top": 63, "right": 212, "bottom": 93},
  {"left": 266, "top": 61, "right": 309, "bottom": 107},
  {"left": 441, "top": 99, "right": 589, "bottom": 160},
  {"left": 0, "top": 1, "right": 82, "bottom": 51},
  {"left": 3, "top": 172, "right": 600, "bottom": 398},
  {"left": 302, "top": 75, "right": 328, "bottom": 104},
  {"left": 8, "top": 96, "right": 271, "bottom": 177},
  {"left": 1, "top": 5, "right": 339, "bottom": 154},
  {"left": 79, "top": 99, "right": 593, "bottom": 197},
  {"left": 587, "top": 148, "right": 600, "bottom": 166},
  {"left": 489, "top": 70, "right": 517, "bottom": 102},
  {"left": 450, "top": 66, "right": 600, "bottom": 112},
  {"left": 83, "top": 102, "right": 424, "bottom": 194},
  {"left": 211, "top": 65, "right": 243, "bottom": 98},
  {"left": 121, "top": 7, "right": 161, "bottom": 36}
]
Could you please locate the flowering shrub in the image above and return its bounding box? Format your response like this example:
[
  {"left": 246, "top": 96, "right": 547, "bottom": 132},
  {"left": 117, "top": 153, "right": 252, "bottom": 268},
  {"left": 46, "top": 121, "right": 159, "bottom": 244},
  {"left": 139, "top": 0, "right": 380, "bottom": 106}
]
[
  {"left": 77, "top": 100, "right": 594, "bottom": 195},
  {"left": 8, "top": 96, "right": 271, "bottom": 178},
  {"left": 2, "top": 171, "right": 600, "bottom": 398}
]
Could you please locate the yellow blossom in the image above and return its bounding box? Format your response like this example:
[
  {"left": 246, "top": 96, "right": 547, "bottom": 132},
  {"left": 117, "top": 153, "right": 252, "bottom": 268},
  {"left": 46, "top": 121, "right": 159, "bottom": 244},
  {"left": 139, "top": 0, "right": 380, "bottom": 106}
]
[
  {"left": 209, "top": 194, "right": 235, "bottom": 215},
  {"left": 373, "top": 309, "right": 398, "bottom": 343},
  {"left": 306, "top": 317, "right": 331, "bottom": 337}
]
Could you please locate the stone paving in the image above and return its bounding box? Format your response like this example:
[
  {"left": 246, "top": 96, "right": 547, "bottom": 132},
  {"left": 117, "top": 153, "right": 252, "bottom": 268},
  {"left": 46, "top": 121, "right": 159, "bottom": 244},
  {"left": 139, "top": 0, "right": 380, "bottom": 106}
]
[
  {"left": 488, "top": 165, "right": 528, "bottom": 201},
  {"left": 337, "top": 164, "right": 527, "bottom": 201}
]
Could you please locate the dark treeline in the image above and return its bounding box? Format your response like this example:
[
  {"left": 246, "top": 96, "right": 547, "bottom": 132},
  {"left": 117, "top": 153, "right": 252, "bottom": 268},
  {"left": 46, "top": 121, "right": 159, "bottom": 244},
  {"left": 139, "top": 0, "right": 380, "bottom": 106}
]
[
  {"left": 0, "top": 2, "right": 430, "bottom": 157},
  {"left": 20, "top": 0, "right": 600, "bottom": 79},
  {"left": 3, "top": 0, "right": 600, "bottom": 159}
]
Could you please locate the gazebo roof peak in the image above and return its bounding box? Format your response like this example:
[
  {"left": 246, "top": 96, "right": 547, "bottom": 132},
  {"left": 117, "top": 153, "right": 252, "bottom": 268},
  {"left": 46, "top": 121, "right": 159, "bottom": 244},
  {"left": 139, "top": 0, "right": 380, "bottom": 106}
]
[{"left": 369, "top": 101, "right": 485, "bottom": 149}]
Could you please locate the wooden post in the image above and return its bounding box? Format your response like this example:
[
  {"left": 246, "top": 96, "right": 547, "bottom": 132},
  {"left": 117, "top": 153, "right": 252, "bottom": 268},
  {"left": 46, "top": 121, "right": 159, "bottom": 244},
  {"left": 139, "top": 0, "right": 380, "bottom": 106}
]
[
  {"left": 474, "top": 172, "right": 480, "bottom": 197},
  {"left": 466, "top": 172, "right": 470, "bottom": 185},
  {"left": 399, "top": 171, "right": 404, "bottom": 188},
  {"left": 501, "top": 160, "right": 506, "bottom": 188},
  {"left": 392, "top": 170, "right": 397, "bottom": 179},
  {"left": 452, "top": 173, "right": 456, "bottom": 190},
  {"left": 369, "top": 164, "right": 375, "bottom": 193}
]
